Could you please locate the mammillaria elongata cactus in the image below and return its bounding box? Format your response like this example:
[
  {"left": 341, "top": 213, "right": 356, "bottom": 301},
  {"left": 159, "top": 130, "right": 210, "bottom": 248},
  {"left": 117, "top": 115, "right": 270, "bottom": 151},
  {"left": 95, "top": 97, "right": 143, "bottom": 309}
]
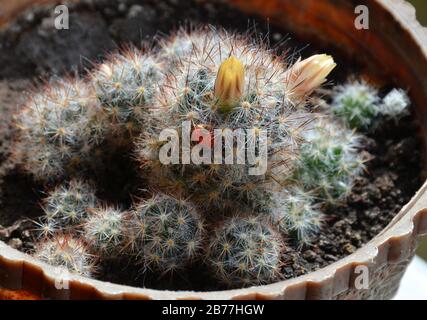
[
  {"left": 293, "top": 119, "right": 366, "bottom": 204},
  {"left": 42, "top": 179, "right": 98, "bottom": 228},
  {"left": 270, "top": 187, "right": 323, "bottom": 245},
  {"left": 34, "top": 179, "right": 98, "bottom": 238},
  {"left": 380, "top": 88, "right": 410, "bottom": 121}
]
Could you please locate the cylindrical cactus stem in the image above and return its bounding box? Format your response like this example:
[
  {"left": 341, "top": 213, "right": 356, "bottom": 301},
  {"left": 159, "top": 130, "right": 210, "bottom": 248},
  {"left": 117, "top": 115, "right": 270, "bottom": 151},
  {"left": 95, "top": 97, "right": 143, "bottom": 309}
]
[
  {"left": 15, "top": 78, "right": 106, "bottom": 181},
  {"left": 207, "top": 215, "right": 284, "bottom": 288},
  {"left": 379, "top": 88, "right": 410, "bottom": 121},
  {"left": 91, "top": 48, "right": 164, "bottom": 138},
  {"left": 129, "top": 194, "right": 206, "bottom": 276},
  {"left": 83, "top": 206, "right": 129, "bottom": 259},
  {"left": 330, "top": 79, "right": 380, "bottom": 130},
  {"left": 271, "top": 187, "right": 323, "bottom": 245},
  {"left": 294, "top": 118, "right": 365, "bottom": 204},
  {"left": 39, "top": 179, "right": 98, "bottom": 235},
  {"left": 137, "top": 28, "right": 333, "bottom": 214},
  {"left": 33, "top": 234, "right": 97, "bottom": 277}
]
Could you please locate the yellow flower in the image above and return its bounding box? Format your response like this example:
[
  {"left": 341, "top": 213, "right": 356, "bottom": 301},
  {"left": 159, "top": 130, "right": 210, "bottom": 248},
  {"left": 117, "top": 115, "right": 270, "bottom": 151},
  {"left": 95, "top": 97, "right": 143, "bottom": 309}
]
[
  {"left": 285, "top": 54, "right": 336, "bottom": 100},
  {"left": 214, "top": 56, "right": 245, "bottom": 111}
]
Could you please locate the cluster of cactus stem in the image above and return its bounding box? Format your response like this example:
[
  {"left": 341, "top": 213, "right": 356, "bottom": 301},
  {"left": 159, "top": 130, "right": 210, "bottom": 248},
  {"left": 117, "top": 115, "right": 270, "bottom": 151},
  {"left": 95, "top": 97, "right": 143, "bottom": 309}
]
[
  {"left": 330, "top": 80, "right": 410, "bottom": 130},
  {"left": 12, "top": 26, "right": 410, "bottom": 288}
]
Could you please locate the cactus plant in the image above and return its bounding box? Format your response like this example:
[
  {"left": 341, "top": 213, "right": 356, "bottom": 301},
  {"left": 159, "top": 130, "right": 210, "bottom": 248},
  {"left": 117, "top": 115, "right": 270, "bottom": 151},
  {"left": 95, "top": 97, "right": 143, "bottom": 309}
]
[
  {"left": 330, "top": 79, "right": 380, "bottom": 130},
  {"left": 330, "top": 80, "right": 410, "bottom": 130},
  {"left": 15, "top": 78, "right": 106, "bottom": 181},
  {"left": 380, "top": 88, "right": 410, "bottom": 121},
  {"left": 130, "top": 194, "right": 206, "bottom": 275},
  {"left": 83, "top": 206, "right": 128, "bottom": 259},
  {"left": 292, "top": 119, "right": 365, "bottom": 204},
  {"left": 158, "top": 28, "right": 220, "bottom": 64},
  {"left": 137, "top": 28, "right": 336, "bottom": 213},
  {"left": 33, "top": 234, "right": 97, "bottom": 277},
  {"left": 10, "top": 25, "right": 414, "bottom": 290},
  {"left": 91, "top": 48, "right": 164, "bottom": 139},
  {"left": 40, "top": 179, "right": 98, "bottom": 234},
  {"left": 270, "top": 187, "right": 323, "bottom": 245},
  {"left": 207, "top": 215, "right": 284, "bottom": 287}
]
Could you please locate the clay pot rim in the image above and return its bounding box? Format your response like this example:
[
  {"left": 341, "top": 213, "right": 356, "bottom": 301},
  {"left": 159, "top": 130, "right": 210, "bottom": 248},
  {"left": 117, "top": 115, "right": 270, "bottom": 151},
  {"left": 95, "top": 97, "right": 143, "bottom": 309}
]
[{"left": 1, "top": 0, "right": 427, "bottom": 299}]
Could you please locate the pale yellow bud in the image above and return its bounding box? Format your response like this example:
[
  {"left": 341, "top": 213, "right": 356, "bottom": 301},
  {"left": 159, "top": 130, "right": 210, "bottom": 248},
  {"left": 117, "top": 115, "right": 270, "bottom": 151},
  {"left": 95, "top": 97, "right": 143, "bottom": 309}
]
[
  {"left": 285, "top": 54, "right": 336, "bottom": 99},
  {"left": 214, "top": 56, "right": 245, "bottom": 111}
]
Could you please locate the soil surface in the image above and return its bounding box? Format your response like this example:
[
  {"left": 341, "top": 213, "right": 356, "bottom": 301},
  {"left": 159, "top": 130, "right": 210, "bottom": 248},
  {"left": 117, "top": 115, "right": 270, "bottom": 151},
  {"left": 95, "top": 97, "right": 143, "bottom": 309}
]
[{"left": 0, "top": 0, "right": 423, "bottom": 291}]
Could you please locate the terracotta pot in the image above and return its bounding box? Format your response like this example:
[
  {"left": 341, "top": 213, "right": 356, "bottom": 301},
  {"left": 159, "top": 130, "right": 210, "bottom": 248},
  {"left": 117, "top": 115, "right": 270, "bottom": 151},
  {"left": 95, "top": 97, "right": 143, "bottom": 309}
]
[{"left": 1, "top": 0, "right": 427, "bottom": 300}]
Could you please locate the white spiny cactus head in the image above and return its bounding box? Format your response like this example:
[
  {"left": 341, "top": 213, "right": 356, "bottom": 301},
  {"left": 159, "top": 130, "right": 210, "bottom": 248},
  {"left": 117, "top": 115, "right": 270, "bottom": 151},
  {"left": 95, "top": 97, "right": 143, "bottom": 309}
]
[
  {"left": 156, "top": 28, "right": 297, "bottom": 130},
  {"left": 34, "top": 234, "right": 97, "bottom": 277},
  {"left": 16, "top": 78, "right": 106, "bottom": 181},
  {"left": 295, "top": 118, "right": 365, "bottom": 204},
  {"left": 271, "top": 187, "right": 323, "bottom": 245},
  {"left": 380, "top": 88, "right": 410, "bottom": 120},
  {"left": 92, "top": 48, "right": 164, "bottom": 131},
  {"left": 207, "top": 215, "right": 284, "bottom": 288},
  {"left": 33, "top": 216, "right": 62, "bottom": 239},
  {"left": 137, "top": 29, "right": 330, "bottom": 207},
  {"left": 331, "top": 79, "right": 380, "bottom": 130},
  {"left": 160, "top": 28, "right": 335, "bottom": 108},
  {"left": 130, "top": 194, "right": 205, "bottom": 275},
  {"left": 83, "top": 206, "right": 128, "bottom": 258},
  {"left": 158, "top": 28, "right": 218, "bottom": 63},
  {"left": 41, "top": 179, "right": 98, "bottom": 232},
  {"left": 152, "top": 27, "right": 334, "bottom": 155},
  {"left": 136, "top": 28, "right": 338, "bottom": 216}
]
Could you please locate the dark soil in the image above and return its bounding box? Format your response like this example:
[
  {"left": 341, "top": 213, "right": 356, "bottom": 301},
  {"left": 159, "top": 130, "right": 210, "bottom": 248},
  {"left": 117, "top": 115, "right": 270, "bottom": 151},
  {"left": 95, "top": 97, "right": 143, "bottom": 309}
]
[{"left": 0, "top": 0, "right": 423, "bottom": 291}]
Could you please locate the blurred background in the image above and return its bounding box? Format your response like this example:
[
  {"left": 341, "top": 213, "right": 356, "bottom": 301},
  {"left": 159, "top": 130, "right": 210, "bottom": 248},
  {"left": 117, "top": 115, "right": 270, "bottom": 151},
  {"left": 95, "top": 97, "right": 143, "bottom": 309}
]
[{"left": 409, "top": 0, "right": 427, "bottom": 261}]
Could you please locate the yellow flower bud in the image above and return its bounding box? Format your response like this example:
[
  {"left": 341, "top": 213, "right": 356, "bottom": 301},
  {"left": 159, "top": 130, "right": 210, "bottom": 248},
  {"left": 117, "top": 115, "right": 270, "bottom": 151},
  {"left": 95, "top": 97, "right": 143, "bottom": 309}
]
[
  {"left": 214, "top": 56, "right": 245, "bottom": 111},
  {"left": 285, "top": 54, "right": 336, "bottom": 100}
]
